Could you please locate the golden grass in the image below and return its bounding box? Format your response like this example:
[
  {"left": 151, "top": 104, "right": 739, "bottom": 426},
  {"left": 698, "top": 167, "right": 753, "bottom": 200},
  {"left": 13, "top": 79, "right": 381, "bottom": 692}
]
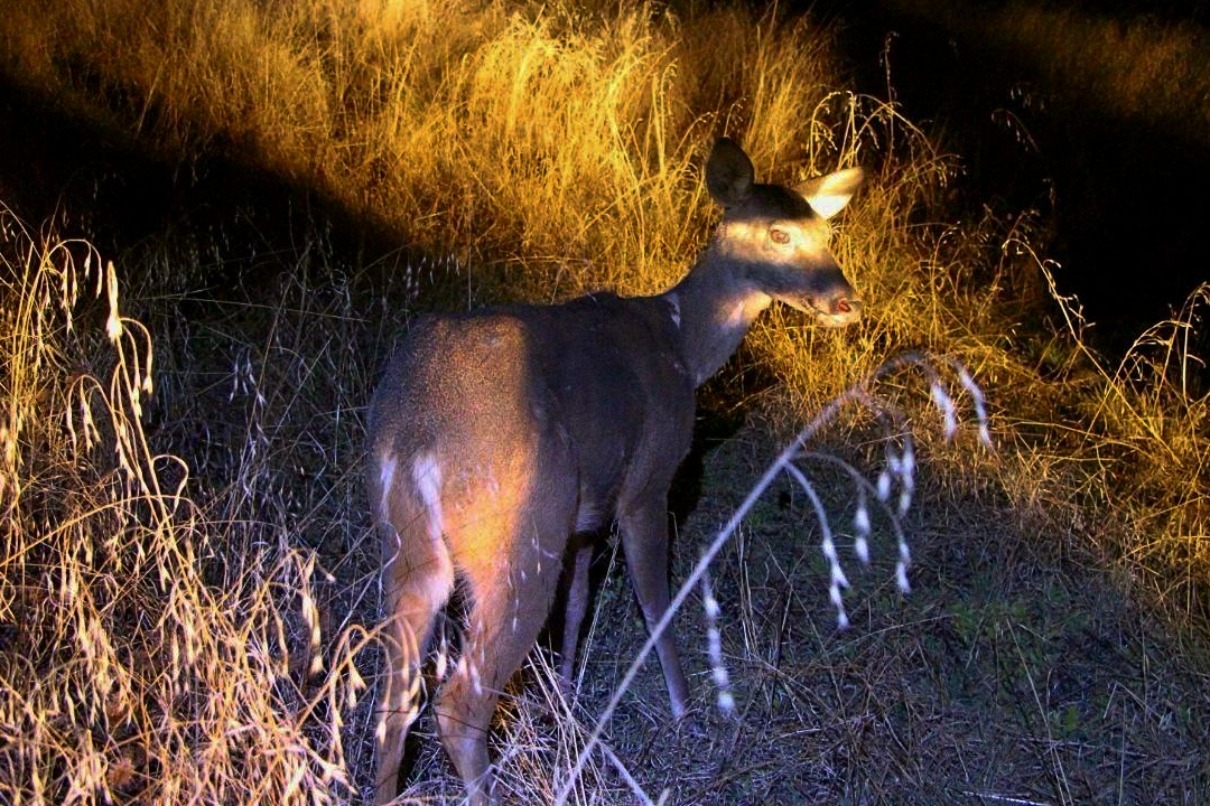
[
  {"left": 0, "top": 0, "right": 1208, "bottom": 802},
  {"left": 0, "top": 0, "right": 845, "bottom": 297},
  {"left": 1073, "top": 281, "right": 1210, "bottom": 614}
]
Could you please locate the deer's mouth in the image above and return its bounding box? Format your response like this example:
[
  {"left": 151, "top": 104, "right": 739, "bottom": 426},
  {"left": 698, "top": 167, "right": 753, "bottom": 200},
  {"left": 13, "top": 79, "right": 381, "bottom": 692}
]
[
  {"left": 815, "top": 298, "right": 862, "bottom": 327},
  {"left": 789, "top": 296, "right": 862, "bottom": 327}
]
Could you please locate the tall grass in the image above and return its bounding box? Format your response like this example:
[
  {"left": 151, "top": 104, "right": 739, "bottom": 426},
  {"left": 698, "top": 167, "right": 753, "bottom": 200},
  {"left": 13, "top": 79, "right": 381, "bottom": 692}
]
[
  {"left": 0, "top": 0, "right": 847, "bottom": 297},
  {"left": 1058, "top": 274, "right": 1210, "bottom": 619},
  {"left": 0, "top": 0, "right": 970, "bottom": 397},
  {"left": 0, "top": 0, "right": 1208, "bottom": 802},
  {"left": 0, "top": 211, "right": 364, "bottom": 803},
  {"left": 875, "top": 0, "right": 1210, "bottom": 622}
]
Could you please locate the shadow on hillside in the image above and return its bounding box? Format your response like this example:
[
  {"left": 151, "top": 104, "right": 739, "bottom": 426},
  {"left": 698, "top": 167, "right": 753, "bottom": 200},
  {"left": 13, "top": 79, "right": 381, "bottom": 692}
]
[{"left": 0, "top": 77, "right": 432, "bottom": 305}]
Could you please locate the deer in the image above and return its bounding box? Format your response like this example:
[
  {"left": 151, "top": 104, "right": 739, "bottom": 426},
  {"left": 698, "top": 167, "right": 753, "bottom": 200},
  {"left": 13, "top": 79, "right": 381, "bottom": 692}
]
[{"left": 367, "top": 137, "right": 865, "bottom": 805}]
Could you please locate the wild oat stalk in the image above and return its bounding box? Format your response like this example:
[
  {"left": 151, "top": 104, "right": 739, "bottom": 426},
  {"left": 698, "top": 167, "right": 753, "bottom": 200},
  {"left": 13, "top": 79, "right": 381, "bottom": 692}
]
[
  {"left": 556, "top": 351, "right": 992, "bottom": 805},
  {"left": 0, "top": 208, "right": 368, "bottom": 804}
]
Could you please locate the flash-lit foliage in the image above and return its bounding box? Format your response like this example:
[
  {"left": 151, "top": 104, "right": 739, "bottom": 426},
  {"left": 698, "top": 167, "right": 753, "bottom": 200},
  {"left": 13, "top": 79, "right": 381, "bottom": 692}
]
[
  {"left": 0, "top": 209, "right": 363, "bottom": 804},
  {"left": 0, "top": 1, "right": 1208, "bottom": 803}
]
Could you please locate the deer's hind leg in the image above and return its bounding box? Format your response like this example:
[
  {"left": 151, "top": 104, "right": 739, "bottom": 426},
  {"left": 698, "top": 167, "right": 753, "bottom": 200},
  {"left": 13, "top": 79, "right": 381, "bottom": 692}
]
[
  {"left": 558, "top": 536, "right": 594, "bottom": 687},
  {"left": 435, "top": 478, "right": 576, "bottom": 805},
  {"left": 373, "top": 451, "right": 456, "bottom": 805}
]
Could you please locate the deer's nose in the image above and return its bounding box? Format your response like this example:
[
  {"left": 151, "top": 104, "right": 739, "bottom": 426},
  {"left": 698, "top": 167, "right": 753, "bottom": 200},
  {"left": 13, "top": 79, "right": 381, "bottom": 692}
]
[{"left": 815, "top": 295, "right": 862, "bottom": 327}]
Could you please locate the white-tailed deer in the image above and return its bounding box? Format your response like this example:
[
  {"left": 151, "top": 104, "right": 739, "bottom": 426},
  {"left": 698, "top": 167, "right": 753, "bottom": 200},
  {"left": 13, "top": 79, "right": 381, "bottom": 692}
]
[{"left": 368, "top": 138, "right": 864, "bottom": 804}]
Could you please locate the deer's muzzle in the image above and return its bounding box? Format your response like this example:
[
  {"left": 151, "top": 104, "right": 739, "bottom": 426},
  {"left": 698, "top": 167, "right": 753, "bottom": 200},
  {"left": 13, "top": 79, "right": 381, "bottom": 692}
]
[{"left": 814, "top": 296, "right": 862, "bottom": 327}]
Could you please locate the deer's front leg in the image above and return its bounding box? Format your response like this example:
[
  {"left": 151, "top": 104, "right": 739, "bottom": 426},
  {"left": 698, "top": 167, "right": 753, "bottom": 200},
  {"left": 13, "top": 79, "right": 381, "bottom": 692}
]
[{"left": 618, "top": 500, "right": 690, "bottom": 719}]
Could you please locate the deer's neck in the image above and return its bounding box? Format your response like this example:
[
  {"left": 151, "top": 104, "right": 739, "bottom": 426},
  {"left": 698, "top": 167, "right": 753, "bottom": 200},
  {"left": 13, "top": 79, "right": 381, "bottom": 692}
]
[{"left": 660, "top": 246, "right": 773, "bottom": 387}]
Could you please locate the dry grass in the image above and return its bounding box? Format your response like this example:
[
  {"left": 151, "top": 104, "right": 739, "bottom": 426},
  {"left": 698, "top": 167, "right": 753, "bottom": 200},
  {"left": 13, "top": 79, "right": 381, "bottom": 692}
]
[
  {"left": 0, "top": 212, "right": 368, "bottom": 803},
  {"left": 1052, "top": 275, "right": 1210, "bottom": 621},
  {"left": 0, "top": 0, "right": 845, "bottom": 298},
  {"left": 1, "top": 0, "right": 1208, "bottom": 803}
]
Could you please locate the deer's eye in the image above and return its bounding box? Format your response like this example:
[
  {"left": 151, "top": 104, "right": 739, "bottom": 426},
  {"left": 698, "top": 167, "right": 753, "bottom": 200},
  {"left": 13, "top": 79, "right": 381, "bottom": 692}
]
[{"left": 770, "top": 228, "right": 791, "bottom": 245}]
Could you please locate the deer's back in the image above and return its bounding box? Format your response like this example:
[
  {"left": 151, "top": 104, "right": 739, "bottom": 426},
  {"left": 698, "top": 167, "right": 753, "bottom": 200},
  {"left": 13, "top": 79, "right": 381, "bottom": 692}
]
[{"left": 368, "top": 293, "right": 696, "bottom": 531}]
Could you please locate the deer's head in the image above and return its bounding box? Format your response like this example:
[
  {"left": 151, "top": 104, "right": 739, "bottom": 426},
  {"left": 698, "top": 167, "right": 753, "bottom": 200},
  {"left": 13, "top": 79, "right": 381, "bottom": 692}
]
[{"left": 705, "top": 137, "right": 864, "bottom": 328}]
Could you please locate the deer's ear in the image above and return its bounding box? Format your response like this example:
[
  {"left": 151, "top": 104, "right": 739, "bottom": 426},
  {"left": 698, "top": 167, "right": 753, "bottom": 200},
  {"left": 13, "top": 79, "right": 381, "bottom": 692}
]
[
  {"left": 797, "top": 166, "right": 864, "bottom": 219},
  {"left": 706, "top": 137, "right": 755, "bottom": 207}
]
